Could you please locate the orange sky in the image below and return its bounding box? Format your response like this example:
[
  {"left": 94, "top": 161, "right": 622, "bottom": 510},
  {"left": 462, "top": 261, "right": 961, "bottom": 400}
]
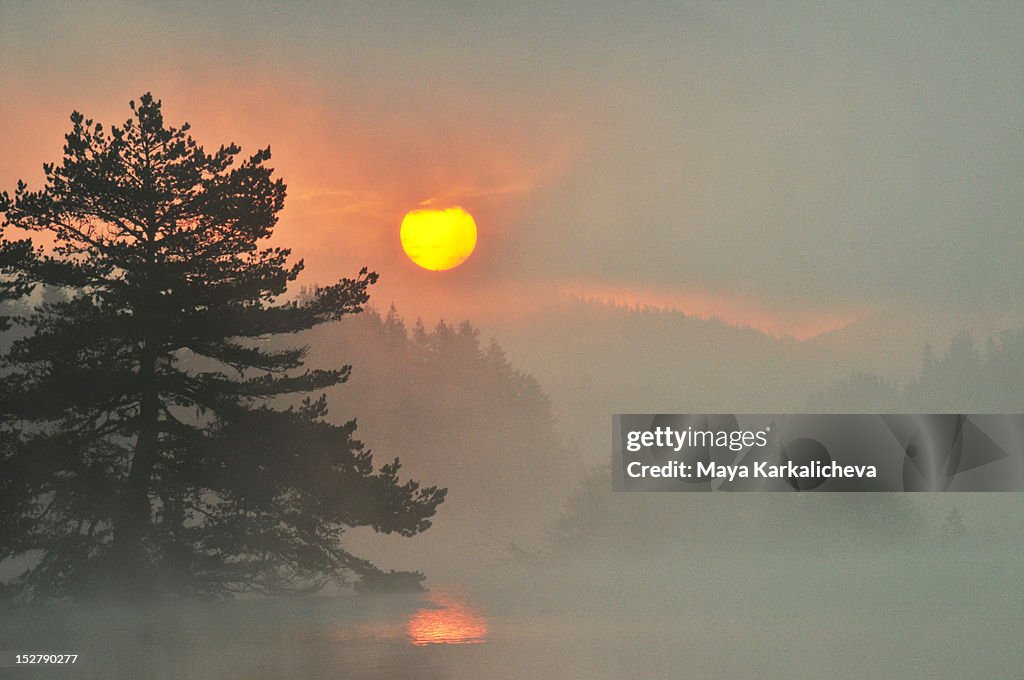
[
  {"left": 2, "top": 3, "right": 1020, "bottom": 342},
  {"left": 0, "top": 73, "right": 860, "bottom": 340}
]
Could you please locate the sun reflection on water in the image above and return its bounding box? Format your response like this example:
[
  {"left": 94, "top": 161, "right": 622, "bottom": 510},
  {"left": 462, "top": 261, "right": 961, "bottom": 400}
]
[{"left": 407, "top": 590, "right": 489, "bottom": 646}]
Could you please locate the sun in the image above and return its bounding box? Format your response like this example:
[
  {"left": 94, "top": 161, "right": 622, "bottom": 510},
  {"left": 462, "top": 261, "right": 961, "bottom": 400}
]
[{"left": 400, "top": 206, "right": 477, "bottom": 271}]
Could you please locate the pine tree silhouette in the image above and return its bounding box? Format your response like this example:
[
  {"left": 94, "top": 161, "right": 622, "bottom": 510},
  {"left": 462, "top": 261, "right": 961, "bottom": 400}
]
[{"left": 0, "top": 94, "right": 445, "bottom": 601}]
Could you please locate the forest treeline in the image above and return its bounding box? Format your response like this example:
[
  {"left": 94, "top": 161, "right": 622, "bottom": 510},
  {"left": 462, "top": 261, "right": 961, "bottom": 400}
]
[
  {"left": 811, "top": 328, "right": 1024, "bottom": 412},
  {"left": 544, "top": 326, "right": 1024, "bottom": 560},
  {"left": 284, "top": 301, "right": 578, "bottom": 568}
]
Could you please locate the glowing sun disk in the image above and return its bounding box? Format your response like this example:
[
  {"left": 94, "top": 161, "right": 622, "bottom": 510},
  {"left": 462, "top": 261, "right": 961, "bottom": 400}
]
[{"left": 400, "top": 206, "right": 477, "bottom": 271}]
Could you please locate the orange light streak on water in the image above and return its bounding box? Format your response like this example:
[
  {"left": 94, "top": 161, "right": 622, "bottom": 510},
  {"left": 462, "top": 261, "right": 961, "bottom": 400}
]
[{"left": 407, "top": 591, "right": 488, "bottom": 646}]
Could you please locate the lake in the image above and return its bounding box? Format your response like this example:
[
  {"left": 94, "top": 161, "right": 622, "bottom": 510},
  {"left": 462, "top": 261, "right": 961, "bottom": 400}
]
[{"left": 2, "top": 548, "right": 1021, "bottom": 679}]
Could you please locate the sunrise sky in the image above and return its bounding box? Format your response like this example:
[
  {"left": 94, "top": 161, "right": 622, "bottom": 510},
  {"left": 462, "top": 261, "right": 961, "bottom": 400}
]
[{"left": 2, "top": 1, "right": 1021, "bottom": 339}]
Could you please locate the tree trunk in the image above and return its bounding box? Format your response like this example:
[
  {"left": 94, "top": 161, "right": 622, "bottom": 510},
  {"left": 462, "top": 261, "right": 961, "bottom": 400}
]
[{"left": 111, "top": 342, "right": 160, "bottom": 594}]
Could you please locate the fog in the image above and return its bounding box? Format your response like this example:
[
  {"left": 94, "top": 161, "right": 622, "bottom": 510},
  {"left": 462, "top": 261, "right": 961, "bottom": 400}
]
[
  {"left": 4, "top": 509, "right": 1021, "bottom": 679},
  {"left": 3, "top": 2, "right": 1023, "bottom": 676},
  {"left": 7, "top": 300, "right": 1021, "bottom": 678}
]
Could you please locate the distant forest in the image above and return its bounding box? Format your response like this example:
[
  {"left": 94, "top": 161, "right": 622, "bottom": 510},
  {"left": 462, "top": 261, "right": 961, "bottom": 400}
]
[
  {"left": 288, "top": 301, "right": 578, "bottom": 563},
  {"left": 812, "top": 328, "right": 1024, "bottom": 412},
  {"left": 545, "top": 325, "right": 1024, "bottom": 559}
]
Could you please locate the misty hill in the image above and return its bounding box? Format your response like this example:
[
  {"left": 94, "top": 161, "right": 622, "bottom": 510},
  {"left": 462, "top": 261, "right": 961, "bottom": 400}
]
[
  {"left": 802, "top": 305, "right": 1023, "bottom": 379},
  {"left": 485, "top": 296, "right": 1022, "bottom": 462},
  {"left": 523, "top": 306, "right": 1024, "bottom": 563},
  {"left": 290, "top": 306, "right": 579, "bottom": 575},
  {"left": 812, "top": 327, "right": 1024, "bottom": 412},
  {"left": 489, "top": 296, "right": 853, "bottom": 459}
]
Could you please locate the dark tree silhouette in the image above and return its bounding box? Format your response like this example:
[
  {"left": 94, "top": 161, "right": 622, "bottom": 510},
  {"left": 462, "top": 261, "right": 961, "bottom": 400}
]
[
  {"left": 0, "top": 238, "right": 33, "bottom": 333},
  {"left": 0, "top": 94, "right": 445, "bottom": 601}
]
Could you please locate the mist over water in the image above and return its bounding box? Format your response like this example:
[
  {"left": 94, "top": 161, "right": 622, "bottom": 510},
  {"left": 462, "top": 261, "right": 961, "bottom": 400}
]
[
  {"left": 3, "top": 306, "right": 1022, "bottom": 679},
  {"left": 4, "top": 538, "right": 1021, "bottom": 679}
]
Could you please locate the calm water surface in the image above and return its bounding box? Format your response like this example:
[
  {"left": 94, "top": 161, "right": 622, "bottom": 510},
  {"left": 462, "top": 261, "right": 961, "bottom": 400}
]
[{"left": 3, "top": 551, "right": 1022, "bottom": 679}]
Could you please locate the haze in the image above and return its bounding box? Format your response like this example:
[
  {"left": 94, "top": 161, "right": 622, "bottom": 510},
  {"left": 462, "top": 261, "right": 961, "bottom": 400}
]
[
  {"left": 2, "top": 2, "right": 1021, "bottom": 336},
  {"left": 1, "top": 2, "right": 1021, "bottom": 679}
]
